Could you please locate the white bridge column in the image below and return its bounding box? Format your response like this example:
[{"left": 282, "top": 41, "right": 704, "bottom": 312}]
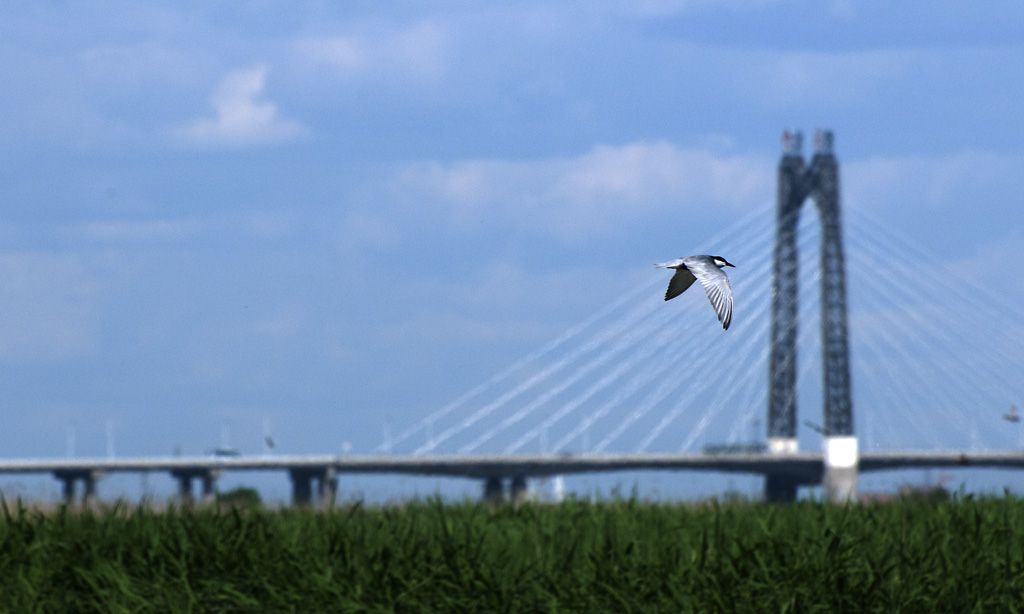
[
  {"left": 768, "top": 437, "right": 798, "bottom": 454},
  {"left": 823, "top": 436, "right": 858, "bottom": 503}
]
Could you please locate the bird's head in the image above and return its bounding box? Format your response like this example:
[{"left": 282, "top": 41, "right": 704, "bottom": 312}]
[{"left": 711, "top": 256, "right": 735, "bottom": 269}]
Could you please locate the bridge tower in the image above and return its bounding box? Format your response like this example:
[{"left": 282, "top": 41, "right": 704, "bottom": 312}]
[{"left": 766, "top": 129, "right": 856, "bottom": 503}]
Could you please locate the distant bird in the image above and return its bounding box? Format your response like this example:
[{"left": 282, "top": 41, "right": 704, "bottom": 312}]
[
  {"left": 1004, "top": 405, "right": 1020, "bottom": 423},
  {"left": 264, "top": 435, "right": 276, "bottom": 449},
  {"left": 655, "top": 255, "right": 735, "bottom": 330}
]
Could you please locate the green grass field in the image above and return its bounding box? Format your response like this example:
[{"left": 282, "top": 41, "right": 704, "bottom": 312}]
[{"left": 2, "top": 495, "right": 1023, "bottom": 613}]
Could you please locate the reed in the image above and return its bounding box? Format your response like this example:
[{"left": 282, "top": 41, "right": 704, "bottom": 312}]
[{"left": 1, "top": 495, "right": 1022, "bottom": 612}]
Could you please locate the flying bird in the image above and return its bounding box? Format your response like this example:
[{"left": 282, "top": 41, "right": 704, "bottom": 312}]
[{"left": 655, "top": 255, "right": 735, "bottom": 329}]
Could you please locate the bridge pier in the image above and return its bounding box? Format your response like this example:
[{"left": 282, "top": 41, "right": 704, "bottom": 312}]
[
  {"left": 483, "top": 476, "right": 504, "bottom": 502},
  {"left": 551, "top": 475, "right": 565, "bottom": 502},
  {"left": 320, "top": 468, "right": 338, "bottom": 508},
  {"left": 54, "top": 469, "right": 103, "bottom": 507},
  {"left": 764, "top": 474, "right": 800, "bottom": 503},
  {"left": 292, "top": 470, "right": 312, "bottom": 506},
  {"left": 290, "top": 467, "right": 337, "bottom": 509},
  {"left": 61, "top": 476, "right": 73, "bottom": 504},
  {"left": 823, "top": 436, "right": 858, "bottom": 503},
  {"left": 764, "top": 437, "right": 800, "bottom": 502},
  {"left": 170, "top": 469, "right": 220, "bottom": 506},
  {"left": 510, "top": 476, "right": 529, "bottom": 502},
  {"left": 481, "top": 476, "right": 530, "bottom": 503}
]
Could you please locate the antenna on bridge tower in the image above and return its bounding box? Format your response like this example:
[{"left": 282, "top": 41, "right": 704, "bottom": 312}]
[{"left": 766, "top": 128, "right": 856, "bottom": 504}]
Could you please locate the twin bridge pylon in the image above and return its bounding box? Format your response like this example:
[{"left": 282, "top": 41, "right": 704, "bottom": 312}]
[{"left": 765, "top": 129, "right": 857, "bottom": 503}]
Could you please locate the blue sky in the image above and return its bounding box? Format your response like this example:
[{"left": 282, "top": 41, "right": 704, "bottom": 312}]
[{"left": 2, "top": 1, "right": 1023, "bottom": 500}]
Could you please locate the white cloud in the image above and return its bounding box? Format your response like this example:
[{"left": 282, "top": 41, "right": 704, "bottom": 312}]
[
  {"left": 300, "top": 37, "right": 364, "bottom": 72},
  {"left": 551, "top": 142, "right": 769, "bottom": 207},
  {"left": 392, "top": 141, "right": 773, "bottom": 241},
  {"left": 334, "top": 212, "right": 401, "bottom": 256},
  {"left": 179, "top": 66, "right": 304, "bottom": 147},
  {"left": 845, "top": 151, "right": 1024, "bottom": 213},
  {"left": 842, "top": 150, "right": 1024, "bottom": 267},
  {"left": 295, "top": 21, "right": 449, "bottom": 82},
  {"left": 729, "top": 48, "right": 913, "bottom": 108}
]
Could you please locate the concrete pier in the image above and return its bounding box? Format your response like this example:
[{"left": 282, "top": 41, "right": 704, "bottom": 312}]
[
  {"left": 823, "top": 436, "right": 858, "bottom": 503},
  {"left": 483, "top": 476, "right": 504, "bottom": 502},
  {"left": 551, "top": 475, "right": 565, "bottom": 502},
  {"left": 480, "top": 476, "right": 528, "bottom": 503},
  {"left": 509, "top": 476, "right": 528, "bottom": 502},
  {"left": 320, "top": 467, "right": 338, "bottom": 508},
  {"left": 764, "top": 474, "right": 800, "bottom": 503},
  {"left": 289, "top": 467, "right": 337, "bottom": 509},
  {"left": 764, "top": 437, "right": 800, "bottom": 502},
  {"left": 170, "top": 469, "right": 220, "bottom": 506},
  {"left": 53, "top": 469, "right": 103, "bottom": 507}
]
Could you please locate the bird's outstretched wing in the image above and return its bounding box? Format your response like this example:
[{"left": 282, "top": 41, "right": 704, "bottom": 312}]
[
  {"left": 665, "top": 267, "right": 697, "bottom": 301},
  {"left": 685, "top": 258, "right": 733, "bottom": 330}
]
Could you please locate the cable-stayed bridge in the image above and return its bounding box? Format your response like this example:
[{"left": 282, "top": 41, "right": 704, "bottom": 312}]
[{"left": 3, "top": 131, "right": 1022, "bottom": 506}]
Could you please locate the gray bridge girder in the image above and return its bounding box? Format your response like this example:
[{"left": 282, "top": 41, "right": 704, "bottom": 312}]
[
  {"left": 0, "top": 453, "right": 824, "bottom": 479},
  {"left": 1, "top": 452, "right": 1018, "bottom": 479},
  {"left": 0, "top": 452, "right": 1019, "bottom": 505}
]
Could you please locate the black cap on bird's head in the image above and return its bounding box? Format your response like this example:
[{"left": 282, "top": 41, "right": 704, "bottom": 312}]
[{"left": 711, "top": 256, "right": 735, "bottom": 268}]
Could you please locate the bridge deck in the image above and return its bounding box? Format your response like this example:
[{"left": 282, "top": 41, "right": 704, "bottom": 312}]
[{"left": 1, "top": 451, "right": 1022, "bottom": 481}]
